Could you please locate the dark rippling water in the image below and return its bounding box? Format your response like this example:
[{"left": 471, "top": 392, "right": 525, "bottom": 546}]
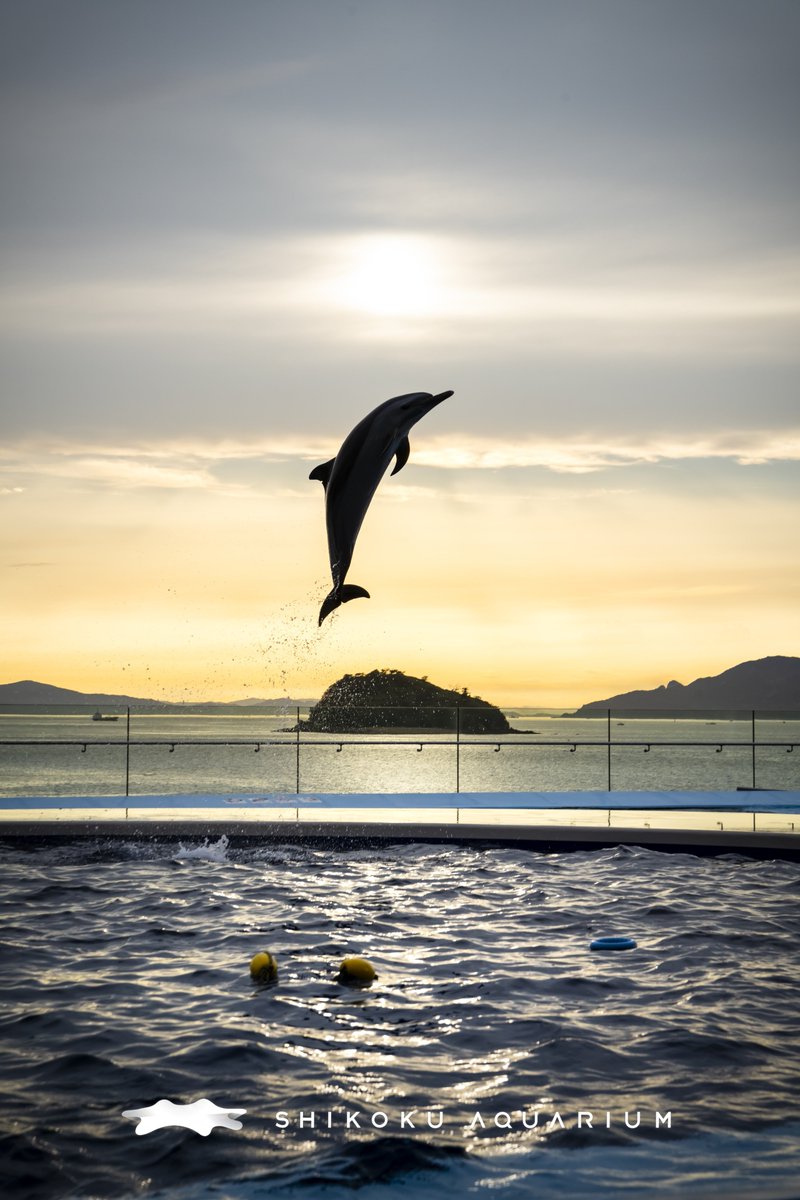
[{"left": 1, "top": 838, "right": 799, "bottom": 1200}]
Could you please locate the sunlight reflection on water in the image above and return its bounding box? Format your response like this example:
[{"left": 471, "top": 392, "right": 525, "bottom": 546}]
[{"left": 1, "top": 838, "right": 799, "bottom": 1198}]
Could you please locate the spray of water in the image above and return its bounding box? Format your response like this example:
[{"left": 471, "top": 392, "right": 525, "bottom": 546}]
[{"left": 173, "top": 835, "right": 231, "bottom": 863}]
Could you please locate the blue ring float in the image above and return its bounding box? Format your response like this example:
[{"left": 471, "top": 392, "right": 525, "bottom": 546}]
[{"left": 590, "top": 936, "right": 637, "bottom": 952}]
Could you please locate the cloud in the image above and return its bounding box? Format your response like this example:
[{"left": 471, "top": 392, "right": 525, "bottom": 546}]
[
  {"left": 16, "top": 455, "right": 216, "bottom": 491},
  {"left": 3, "top": 233, "right": 797, "bottom": 340},
  {"left": 2, "top": 428, "right": 798, "bottom": 499},
  {"left": 0, "top": 439, "right": 328, "bottom": 496},
  {"left": 410, "top": 430, "right": 800, "bottom": 473}
]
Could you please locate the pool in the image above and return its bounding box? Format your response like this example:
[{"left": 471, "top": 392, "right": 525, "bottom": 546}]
[{"left": 1, "top": 834, "right": 799, "bottom": 1198}]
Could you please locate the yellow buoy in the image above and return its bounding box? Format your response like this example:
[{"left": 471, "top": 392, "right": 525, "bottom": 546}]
[
  {"left": 249, "top": 951, "right": 278, "bottom": 982},
  {"left": 337, "top": 956, "right": 376, "bottom": 985}
]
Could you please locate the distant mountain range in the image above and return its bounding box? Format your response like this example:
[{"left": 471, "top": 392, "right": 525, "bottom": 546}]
[
  {"left": 0, "top": 680, "right": 316, "bottom": 709},
  {"left": 0, "top": 680, "right": 152, "bottom": 707},
  {"left": 1, "top": 656, "right": 798, "bottom": 713},
  {"left": 571, "top": 656, "right": 800, "bottom": 715}
]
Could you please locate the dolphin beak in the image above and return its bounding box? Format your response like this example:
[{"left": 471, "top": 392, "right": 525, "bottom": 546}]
[{"left": 430, "top": 390, "right": 454, "bottom": 407}]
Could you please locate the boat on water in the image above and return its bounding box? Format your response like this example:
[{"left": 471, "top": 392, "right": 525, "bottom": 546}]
[{"left": 91, "top": 711, "right": 119, "bottom": 722}]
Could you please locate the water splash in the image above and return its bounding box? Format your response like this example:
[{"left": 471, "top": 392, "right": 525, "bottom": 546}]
[{"left": 173, "top": 834, "right": 231, "bottom": 863}]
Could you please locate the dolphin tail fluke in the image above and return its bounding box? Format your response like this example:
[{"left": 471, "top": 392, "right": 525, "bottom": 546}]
[
  {"left": 318, "top": 584, "right": 370, "bottom": 626},
  {"left": 340, "top": 584, "right": 370, "bottom": 603}
]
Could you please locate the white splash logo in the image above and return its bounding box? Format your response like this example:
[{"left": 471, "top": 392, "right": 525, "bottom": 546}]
[{"left": 122, "top": 1098, "right": 246, "bottom": 1136}]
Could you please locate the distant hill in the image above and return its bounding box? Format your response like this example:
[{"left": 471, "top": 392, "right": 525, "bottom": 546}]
[
  {"left": 0, "top": 680, "right": 317, "bottom": 709},
  {"left": 298, "top": 668, "right": 511, "bottom": 734},
  {"left": 0, "top": 680, "right": 153, "bottom": 707},
  {"left": 572, "top": 656, "right": 800, "bottom": 715}
]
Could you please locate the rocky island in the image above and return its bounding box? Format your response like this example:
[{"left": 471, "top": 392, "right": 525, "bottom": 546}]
[{"left": 295, "top": 669, "right": 512, "bottom": 734}]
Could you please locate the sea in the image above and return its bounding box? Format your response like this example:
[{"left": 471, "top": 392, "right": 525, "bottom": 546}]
[
  {"left": 1, "top": 709, "right": 799, "bottom": 797},
  {"left": 1, "top": 837, "right": 799, "bottom": 1200}
]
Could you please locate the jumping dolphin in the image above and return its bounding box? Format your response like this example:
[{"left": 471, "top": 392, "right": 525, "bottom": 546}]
[{"left": 310, "top": 390, "right": 453, "bottom": 625}]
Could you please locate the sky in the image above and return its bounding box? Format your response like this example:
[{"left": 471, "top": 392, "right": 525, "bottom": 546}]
[{"left": 1, "top": 0, "right": 798, "bottom": 707}]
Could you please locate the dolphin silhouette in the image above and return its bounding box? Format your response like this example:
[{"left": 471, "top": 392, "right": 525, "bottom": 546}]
[{"left": 310, "top": 390, "right": 453, "bottom": 625}]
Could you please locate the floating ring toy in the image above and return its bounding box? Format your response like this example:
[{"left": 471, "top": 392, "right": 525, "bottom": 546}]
[{"left": 590, "top": 936, "right": 637, "bottom": 952}]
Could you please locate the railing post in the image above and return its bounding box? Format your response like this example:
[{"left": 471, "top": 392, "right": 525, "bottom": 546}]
[
  {"left": 607, "top": 709, "right": 612, "bottom": 792},
  {"left": 125, "top": 706, "right": 130, "bottom": 798},
  {"left": 296, "top": 706, "right": 301, "bottom": 795},
  {"left": 751, "top": 709, "right": 756, "bottom": 790},
  {"left": 456, "top": 705, "right": 461, "bottom": 794}
]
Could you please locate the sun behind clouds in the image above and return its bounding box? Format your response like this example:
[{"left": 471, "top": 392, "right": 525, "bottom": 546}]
[{"left": 329, "top": 233, "right": 449, "bottom": 318}]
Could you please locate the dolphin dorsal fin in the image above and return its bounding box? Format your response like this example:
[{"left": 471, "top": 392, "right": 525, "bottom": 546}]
[
  {"left": 390, "top": 436, "right": 410, "bottom": 476},
  {"left": 309, "top": 458, "right": 336, "bottom": 489}
]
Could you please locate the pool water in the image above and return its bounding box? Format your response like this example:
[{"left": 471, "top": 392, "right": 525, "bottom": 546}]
[{"left": 1, "top": 836, "right": 799, "bottom": 1199}]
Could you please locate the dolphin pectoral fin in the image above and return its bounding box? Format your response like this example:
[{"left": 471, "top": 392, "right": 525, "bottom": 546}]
[
  {"left": 309, "top": 458, "right": 336, "bottom": 489},
  {"left": 390, "top": 436, "right": 410, "bottom": 476},
  {"left": 318, "top": 584, "right": 370, "bottom": 626}
]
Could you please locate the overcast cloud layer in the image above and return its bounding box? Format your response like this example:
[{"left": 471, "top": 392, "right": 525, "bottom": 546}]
[{"left": 1, "top": 0, "right": 798, "bottom": 447}]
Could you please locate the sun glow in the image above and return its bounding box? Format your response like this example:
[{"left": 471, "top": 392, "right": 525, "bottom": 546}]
[{"left": 331, "top": 233, "right": 448, "bottom": 318}]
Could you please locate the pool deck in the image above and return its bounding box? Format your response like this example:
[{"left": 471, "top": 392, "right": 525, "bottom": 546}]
[{"left": 2, "top": 791, "right": 799, "bottom": 859}]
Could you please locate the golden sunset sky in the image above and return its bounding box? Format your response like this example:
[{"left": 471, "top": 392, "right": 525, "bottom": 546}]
[{"left": 2, "top": 1, "right": 799, "bottom": 707}]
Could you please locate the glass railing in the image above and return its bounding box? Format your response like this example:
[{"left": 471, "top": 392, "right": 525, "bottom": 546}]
[{"left": 0, "top": 704, "right": 797, "bottom": 798}]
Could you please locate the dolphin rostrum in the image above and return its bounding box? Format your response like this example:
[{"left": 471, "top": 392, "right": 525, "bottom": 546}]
[{"left": 310, "top": 390, "right": 453, "bottom": 625}]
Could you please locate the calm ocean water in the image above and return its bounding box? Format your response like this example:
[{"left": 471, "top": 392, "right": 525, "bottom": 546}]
[
  {"left": 1, "top": 838, "right": 799, "bottom": 1199},
  {"left": 1, "top": 711, "right": 799, "bottom": 797}
]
